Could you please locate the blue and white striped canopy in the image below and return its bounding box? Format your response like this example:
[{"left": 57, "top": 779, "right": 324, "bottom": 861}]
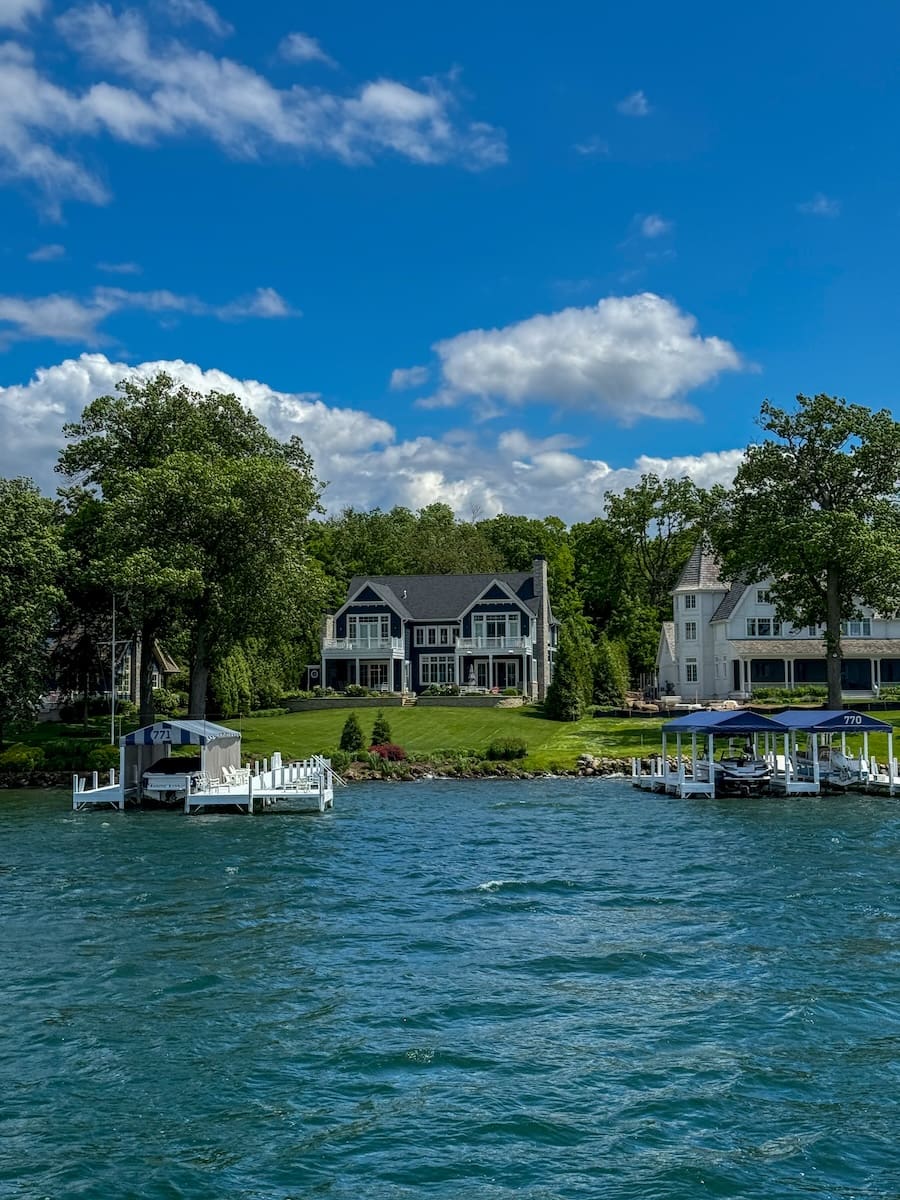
[{"left": 121, "top": 720, "right": 239, "bottom": 747}]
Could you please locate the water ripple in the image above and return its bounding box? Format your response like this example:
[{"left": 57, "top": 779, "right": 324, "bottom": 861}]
[{"left": 1, "top": 782, "right": 899, "bottom": 1199}]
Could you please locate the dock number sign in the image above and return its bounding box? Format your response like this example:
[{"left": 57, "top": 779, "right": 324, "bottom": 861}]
[
  {"left": 150, "top": 729, "right": 173, "bottom": 743},
  {"left": 841, "top": 715, "right": 864, "bottom": 725}
]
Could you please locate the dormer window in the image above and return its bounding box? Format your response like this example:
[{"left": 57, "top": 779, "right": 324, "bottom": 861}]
[{"left": 757, "top": 589, "right": 772, "bottom": 605}]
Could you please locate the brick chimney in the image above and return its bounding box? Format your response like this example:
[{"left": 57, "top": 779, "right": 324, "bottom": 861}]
[{"left": 533, "top": 556, "right": 550, "bottom": 700}]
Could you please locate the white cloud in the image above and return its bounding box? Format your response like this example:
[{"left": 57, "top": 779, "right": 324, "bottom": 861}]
[
  {"left": 0, "top": 353, "right": 746, "bottom": 521},
  {"left": 278, "top": 31, "right": 334, "bottom": 67},
  {"left": 0, "top": 352, "right": 395, "bottom": 493},
  {"left": 0, "top": 0, "right": 44, "bottom": 29},
  {"left": 390, "top": 364, "right": 429, "bottom": 390},
  {"left": 639, "top": 213, "right": 672, "bottom": 238},
  {"left": 97, "top": 260, "right": 142, "bottom": 274},
  {"left": 0, "top": 284, "right": 296, "bottom": 345},
  {"left": 797, "top": 192, "right": 840, "bottom": 217},
  {"left": 27, "top": 242, "right": 65, "bottom": 261},
  {"left": 431, "top": 293, "right": 744, "bottom": 422},
  {"left": 616, "top": 89, "right": 651, "bottom": 117},
  {"left": 159, "top": 0, "right": 232, "bottom": 36},
  {"left": 573, "top": 135, "right": 608, "bottom": 157},
  {"left": 0, "top": 5, "right": 506, "bottom": 208}
]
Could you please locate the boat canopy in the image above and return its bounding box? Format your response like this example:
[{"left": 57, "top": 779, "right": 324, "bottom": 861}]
[
  {"left": 121, "top": 719, "right": 239, "bottom": 747},
  {"left": 772, "top": 709, "right": 893, "bottom": 733},
  {"left": 662, "top": 710, "right": 783, "bottom": 735}
]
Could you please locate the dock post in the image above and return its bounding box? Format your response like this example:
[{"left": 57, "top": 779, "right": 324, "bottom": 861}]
[{"left": 248, "top": 774, "right": 253, "bottom": 815}]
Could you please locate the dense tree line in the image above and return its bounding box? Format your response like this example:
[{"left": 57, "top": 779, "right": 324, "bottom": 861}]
[{"left": 1, "top": 381, "right": 897, "bottom": 741}]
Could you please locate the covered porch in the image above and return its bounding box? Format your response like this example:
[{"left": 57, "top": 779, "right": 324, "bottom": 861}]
[{"left": 457, "top": 651, "right": 530, "bottom": 694}]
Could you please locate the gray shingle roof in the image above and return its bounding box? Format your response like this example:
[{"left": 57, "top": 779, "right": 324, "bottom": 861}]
[
  {"left": 344, "top": 572, "right": 539, "bottom": 620},
  {"left": 711, "top": 581, "right": 749, "bottom": 622},
  {"left": 658, "top": 620, "right": 675, "bottom": 663},
  {"left": 674, "top": 542, "right": 726, "bottom": 591}
]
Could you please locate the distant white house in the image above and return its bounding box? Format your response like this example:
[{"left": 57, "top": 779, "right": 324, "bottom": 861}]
[{"left": 656, "top": 543, "right": 900, "bottom": 700}]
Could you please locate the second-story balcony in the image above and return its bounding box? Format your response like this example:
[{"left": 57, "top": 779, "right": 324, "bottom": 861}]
[
  {"left": 456, "top": 635, "right": 533, "bottom": 653},
  {"left": 323, "top": 636, "right": 404, "bottom": 657}
]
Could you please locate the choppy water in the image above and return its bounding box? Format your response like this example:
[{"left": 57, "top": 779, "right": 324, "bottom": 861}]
[{"left": 1, "top": 781, "right": 899, "bottom": 1199}]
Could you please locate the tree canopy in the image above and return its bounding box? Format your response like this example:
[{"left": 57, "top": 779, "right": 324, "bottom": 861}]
[
  {"left": 709, "top": 393, "right": 900, "bottom": 707},
  {"left": 57, "top": 373, "right": 324, "bottom": 722},
  {"left": 0, "top": 479, "right": 64, "bottom": 746}
]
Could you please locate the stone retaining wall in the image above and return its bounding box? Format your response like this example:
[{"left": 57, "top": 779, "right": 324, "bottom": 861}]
[{"left": 284, "top": 697, "right": 404, "bottom": 712}]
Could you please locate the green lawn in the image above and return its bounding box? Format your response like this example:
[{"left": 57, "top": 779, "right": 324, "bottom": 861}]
[
  {"left": 224, "top": 706, "right": 676, "bottom": 770},
  {"left": 227, "top": 706, "right": 900, "bottom": 770},
  {"left": 11, "top": 705, "right": 900, "bottom": 773}
]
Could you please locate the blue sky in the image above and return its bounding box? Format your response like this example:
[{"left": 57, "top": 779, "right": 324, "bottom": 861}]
[{"left": 1, "top": 0, "right": 898, "bottom": 521}]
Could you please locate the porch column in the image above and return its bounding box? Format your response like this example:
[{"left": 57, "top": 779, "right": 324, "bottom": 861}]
[
  {"left": 783, "top": 658, "right": 790, "bottom": 689},
  {"left": 871, "top": 658, "right": 878, "bottom": 693},
  {"left": 489, "top": 652, "right": 494, "bottom": 688},
  {"left": 788, "top": 658, "right": 794, "bottom": 690},
  {"left": 355, "top": 656, "right": 359, "bottom": 686}
]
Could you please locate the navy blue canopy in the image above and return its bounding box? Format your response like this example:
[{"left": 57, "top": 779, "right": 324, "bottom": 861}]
[
  {"left": 772, "top": 709, "right": 893, "bottom": 733},
  {"left": 662, "top": 710, "right": 783, "bottom": 735},
  {"left": 121, "top": 719, "right": 239, "bottom": 747}
]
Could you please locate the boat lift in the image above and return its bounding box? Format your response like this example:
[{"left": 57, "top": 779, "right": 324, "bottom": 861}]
[
  {"left": 72, "top": 719, "right": 342, "bottom": 813},
  {"left": 632, "top": 709, "right": 785, "bottom": 798}
]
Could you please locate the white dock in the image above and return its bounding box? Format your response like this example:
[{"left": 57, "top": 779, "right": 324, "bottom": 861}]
[
  {"left": 72, "top": 770, "right": 125, "bottom": 812},
  {"left": 184, "top": 754, "right": 343, "bottom": 814},
  {"left": 72, "top": 753, "right": 343, "bottom": 814}
]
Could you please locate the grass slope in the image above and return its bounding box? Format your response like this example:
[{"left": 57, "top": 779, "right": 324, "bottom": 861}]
[
  {"left": 13, "top": 706, "right": 900, "bottom": 773},
  {"left": 227, "top": 706, "right": 900, "bottom": 771}
]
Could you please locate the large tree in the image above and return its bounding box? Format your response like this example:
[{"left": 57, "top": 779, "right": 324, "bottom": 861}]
[
  {"left": 604, "top": 474, "right": 706, "bottom": 616},
  {"left": 0, "top": 479, "right": 64, "bottom": 747},
  {"left": 57, "top": 374, "right": 324, "bottom": 722},
  {"left": 709, "top": 394, "right": 900, "bottom": 708}
]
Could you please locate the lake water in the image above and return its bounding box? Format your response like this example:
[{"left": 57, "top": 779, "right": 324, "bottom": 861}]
[{"left": 1, "top": 781, "right": 899, "bottom": 1199}]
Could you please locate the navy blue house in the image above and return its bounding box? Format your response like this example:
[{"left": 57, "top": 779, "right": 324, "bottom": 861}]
[{"left": 321, "top": 558, "right": 556, "bottom": 699}]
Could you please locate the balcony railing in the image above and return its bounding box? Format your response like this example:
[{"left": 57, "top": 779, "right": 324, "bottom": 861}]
[
  {"left": 456, "top": 636, "right": 533, "bottom": 653},
  {"left": 323, "top": 637, "right": 403, "bottom": 654}
]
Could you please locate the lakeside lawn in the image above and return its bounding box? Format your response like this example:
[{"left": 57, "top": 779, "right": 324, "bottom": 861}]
[
  {"left": 226, "top": 706, "right": 900, "bottom": 770},
  {"left": 11, "top": 705, "right": 900, "bottom": 773}
]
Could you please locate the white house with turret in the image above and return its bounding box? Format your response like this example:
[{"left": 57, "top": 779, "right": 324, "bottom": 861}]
[{"left": 657, "top": 543, "right": 900, "bottom": 700}]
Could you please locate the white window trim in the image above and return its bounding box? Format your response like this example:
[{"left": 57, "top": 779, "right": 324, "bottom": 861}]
[{"left": 419, "top": 655, "right": 456, "bottom": 685}]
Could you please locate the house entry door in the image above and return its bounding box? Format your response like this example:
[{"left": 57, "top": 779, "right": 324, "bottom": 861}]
[{"left": 495, "top": 661, "right": 518, "bottom": 689}]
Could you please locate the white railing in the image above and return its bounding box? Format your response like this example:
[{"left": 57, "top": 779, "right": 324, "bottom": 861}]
[
  {"left": 456, "top": 636, "right": 533, "bottom": 652},
  {"left": 323, "top": 637, "right": 403, "bottom": 653}
]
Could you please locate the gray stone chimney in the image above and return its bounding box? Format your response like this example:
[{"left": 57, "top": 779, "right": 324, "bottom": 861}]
[{"left": 533, "top": 556, "right": 550, "bottom": 700}]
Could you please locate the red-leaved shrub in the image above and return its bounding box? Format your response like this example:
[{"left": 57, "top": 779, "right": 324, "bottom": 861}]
[{"left": 369, "top": 743, "right": 407, "bottom": 761}]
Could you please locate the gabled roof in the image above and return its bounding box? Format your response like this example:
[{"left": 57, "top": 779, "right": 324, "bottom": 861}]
[
  {"left": 121, "top": 719, "right": 239, "bottom": 746},
  {"left": 711, "top": 581, "right": 749, "bottom": 622},
  {"left": 774, "top": 709, "right": 892, "bottom": 732},
  {"left": 343, "top": 572, "right": 542, "bottom": 620},
  {"left": 342, "top": 579, "right": 413, "bottom": 620},
  {"left": 674, "top": 542, "right": 726, "bottom": 591},
  {"left": 663, "top": 709, "right": 783, "bottom": 734},
  {"left": 658, "top": 620, "right": 675, "bottom": 665}
]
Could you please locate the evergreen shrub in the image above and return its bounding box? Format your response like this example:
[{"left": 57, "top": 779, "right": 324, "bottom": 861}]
[
  {"left": 0, "top": 744, "right": 46, "bottom": 771},
  {"left": 41, "top": 738, "right": 91, "bottom": 770},
  {"left": 86, "top": 744, "right": 120, "bottom": 771},
  {"left": 485, "top": 737, "right": 527, "bottom": 760},
  {"left": 339, "top": 712, "right": 365, "bottom": 753},
  {"left": 371, "top": 710, "right": 392, "bottom": 745}
]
